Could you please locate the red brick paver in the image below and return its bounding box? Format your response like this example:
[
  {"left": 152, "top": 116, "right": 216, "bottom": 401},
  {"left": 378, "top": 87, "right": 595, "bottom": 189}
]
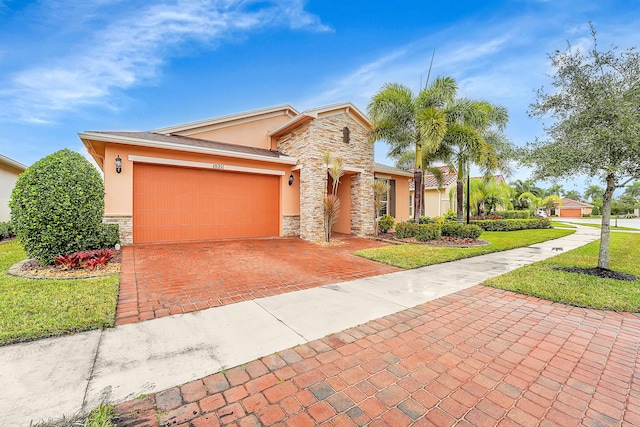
[
  {"left": 114, "top": 286, "right": 640, "bottom": 426},
  {"left": 116, "top": 236, "right": 397, "bottom": 325}
]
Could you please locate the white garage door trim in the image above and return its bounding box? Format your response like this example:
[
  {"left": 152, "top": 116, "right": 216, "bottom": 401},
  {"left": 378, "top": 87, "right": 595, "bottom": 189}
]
[{"left": 128, "top": 155, "right": 286, "bottom": 176}]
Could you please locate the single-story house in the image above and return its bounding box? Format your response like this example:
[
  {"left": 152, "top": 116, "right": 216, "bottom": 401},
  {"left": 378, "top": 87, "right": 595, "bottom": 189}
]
[
  {"left": 0, "top": 154, "right": 27, "bottom": 222},
  {"left": 80, "top": 103, "right": 412, "bottom": 245},
  {"left": 409, "top": 167, "right": 507, "bottom": 218},
  {"left": 558, "top": 198, "right": 593, "bottom": 218}
]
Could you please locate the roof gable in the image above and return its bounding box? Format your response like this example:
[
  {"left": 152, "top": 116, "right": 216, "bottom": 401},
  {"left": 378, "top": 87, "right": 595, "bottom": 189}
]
[
  {"left": 154, "top": 105, "right": 298, "bottom": 137},
  {"left": 269, "top": 102, "right": 371, "bottom": 137},
  {"left": 561, "top": 198, "right": 593, "bottom": 208}
]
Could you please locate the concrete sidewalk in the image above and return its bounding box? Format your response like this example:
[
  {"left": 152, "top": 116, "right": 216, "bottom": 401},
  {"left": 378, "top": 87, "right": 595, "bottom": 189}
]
[{"left": 0, "top": 226, "right": 601, "bottom": 426}]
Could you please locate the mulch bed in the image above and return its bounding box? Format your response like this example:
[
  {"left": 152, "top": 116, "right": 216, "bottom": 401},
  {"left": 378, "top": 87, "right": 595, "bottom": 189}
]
[
  {"left": 373, "top": 233, "right": 489, "bottom": 247},
  {"left": 553, "top": 266, "right": 638, "bottom": 281},
  {"left": 9, "top": 250, "right": 122, "bottom": 279}
]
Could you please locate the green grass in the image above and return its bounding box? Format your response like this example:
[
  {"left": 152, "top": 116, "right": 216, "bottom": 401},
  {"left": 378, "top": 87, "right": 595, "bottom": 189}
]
[
  {"left": 356, "top": 228, "right": 575, "bottom": 269},
  {"left": 565, "top": 222, "right": 638, "bottom": 231},
  {"left": 86, "top": 404, "right": 117, "bottom": 427},
  {"left": 0, "top": 240, "right": 119, "bottom": 346},
  {"left": 485, "top": 233, "right": 640, "bottom": 312},
  {"left": 550, "top": 221, "right": 577, "bottom": 228}
]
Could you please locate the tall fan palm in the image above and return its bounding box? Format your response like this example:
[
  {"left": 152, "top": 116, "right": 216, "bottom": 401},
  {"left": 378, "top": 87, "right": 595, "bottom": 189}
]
[
  {"left": 368, "top": 77, "right": 456, "bottom": 222},
  {"left": 436, "top": 99, "right": 510, "bottom": 223}
]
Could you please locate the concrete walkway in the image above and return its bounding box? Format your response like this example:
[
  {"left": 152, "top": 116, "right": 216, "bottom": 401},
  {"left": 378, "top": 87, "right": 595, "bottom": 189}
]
[{"left": 0, "top": 226, "right": 601, "bottom": 426}]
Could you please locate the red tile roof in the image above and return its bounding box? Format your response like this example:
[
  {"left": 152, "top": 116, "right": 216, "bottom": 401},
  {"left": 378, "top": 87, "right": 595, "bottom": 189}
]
[{"left": 561, "top": 198, "right": 593, "bottom": 208}]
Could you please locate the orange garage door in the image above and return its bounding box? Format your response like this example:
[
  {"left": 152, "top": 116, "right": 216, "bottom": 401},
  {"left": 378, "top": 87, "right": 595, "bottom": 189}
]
[
  {"left": 560, "top": 208, "right": 581, "bottom": 218},
  {"left": 133, "top": 164, "right": 280, "bottom": 243}
]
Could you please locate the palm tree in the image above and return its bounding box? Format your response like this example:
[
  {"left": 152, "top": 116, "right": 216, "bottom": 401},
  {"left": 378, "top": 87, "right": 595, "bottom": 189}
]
[
  {"left": 518, "top": 192, "right": 542, "bottom": 210},
  {"left": 435, "top": 99, "right": 510, "bottom": 222},
  {"left": 469, "top": 178, "right": 513, "bottom": 216},
  {"left": 624, "top": 181, "right": 640, "bottom": 198},
  {"left": 584, "top": 185, "right": 605, "bottom": 202},
  {"left": 511, "top": 179, "right": 543, "bottom": 198},
  {"left": 368, "top": 77, "right": 456, "bottom": 222},
  {"left": 563, "top": 190, "right": 583, "bottom": 201}
]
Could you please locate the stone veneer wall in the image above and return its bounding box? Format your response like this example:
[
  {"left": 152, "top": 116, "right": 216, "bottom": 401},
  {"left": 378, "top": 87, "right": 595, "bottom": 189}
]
[
  {"left": 282, "top": 215, "right": 300, "bottom": 236},
  {"left": 104, "top": 215, "right": 133, "bottom": 246},
  {"left": 277, "top": 112, "right": 375, "bottom": 241}
]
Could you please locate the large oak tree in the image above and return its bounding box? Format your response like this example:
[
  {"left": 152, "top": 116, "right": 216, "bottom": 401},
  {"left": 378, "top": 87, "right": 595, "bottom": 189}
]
[{"left": 526, "top": 24, "right": 640, "bottom": 269}]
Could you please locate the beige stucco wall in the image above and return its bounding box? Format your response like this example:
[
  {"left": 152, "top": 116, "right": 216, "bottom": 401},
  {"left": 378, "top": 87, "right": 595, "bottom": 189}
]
[
  {"left": 0, "top": 163, "right": 23, "bottom": 222},
  {"left": 180, "top": 114, "right": 291, "bottom": 150},
  {"left": 103, "top": 144, "right": 297, "bottom": 239},
  {"left": 375, "top": 173, "right": 412, "bottom": 222},
  {"left": 421, "top": 186, "right": 453, "bottom": 218},
  {"left": 332, "top": 174, "right": 352, "bottom": 234}
]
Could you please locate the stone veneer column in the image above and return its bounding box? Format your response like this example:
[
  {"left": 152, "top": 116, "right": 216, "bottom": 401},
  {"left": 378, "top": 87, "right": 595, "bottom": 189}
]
[
  {"left": 103, "top": 215, "right": 133, "bottom": 245},
  {"left": 350, "top": 171, "right": 375, "bottom": 236},
  {"left": 299, "top": 163, "right": 326, "bottom": 241}
]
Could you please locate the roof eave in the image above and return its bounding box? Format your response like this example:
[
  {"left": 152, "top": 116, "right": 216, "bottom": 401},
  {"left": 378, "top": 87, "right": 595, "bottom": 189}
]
[
  {"left": 373, "top": 166, "right": 413, "bottom": 177},
  {"left": 154, "top": 104, "right": 299, "bottom": 135},
  {"left": 78, "top": 132, "right": 298, "bottom": 166},
  {"left": 0, "top": 154, "right": 28, "bottom": 171}
]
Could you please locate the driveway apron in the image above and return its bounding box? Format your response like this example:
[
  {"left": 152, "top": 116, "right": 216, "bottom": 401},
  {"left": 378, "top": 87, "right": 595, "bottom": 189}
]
[{"left": 115, "top": 236, "right": 399, "bottom": 325}]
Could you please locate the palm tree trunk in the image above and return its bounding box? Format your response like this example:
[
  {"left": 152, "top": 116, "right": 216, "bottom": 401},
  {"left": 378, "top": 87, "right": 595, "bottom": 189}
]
[
  {"left": 456, "top": 159, "right": 464, "bottom": 223},
  {"left": 413, "top": 170, "right": 422, "bottom": 222},
  {"left": 598, "top": 174, "right": 615, "bottom": 269}
]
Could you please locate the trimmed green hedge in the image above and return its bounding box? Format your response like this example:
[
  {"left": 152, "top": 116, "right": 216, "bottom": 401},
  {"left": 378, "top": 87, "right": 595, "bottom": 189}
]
[
  {"left": 441, "top": 222, "right": 483, "bottom": 239},
  {"left": 500, "top": 210, "right": 531, "bottom": 219},
  {"left": 9, "top": 149, "right": 117, "bottom": 264},
  {"left": 416, "top": 224, "right": 442, "bottom": 242},
  {"left": 0, "top": 221, "right": 15, "bottom": 240},
  {"left": 394, "top": 221, "right": 483, "bottom": 241},
  {"left": 471, "top": 218, "right": 551, "bottom": 231},
  {"left": 395, "top": 222, "right": 419, "bottom": 239}
]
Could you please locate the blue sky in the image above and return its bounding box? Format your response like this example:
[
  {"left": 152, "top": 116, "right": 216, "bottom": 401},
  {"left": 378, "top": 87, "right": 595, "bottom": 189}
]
[{"left": 1, "top": 0, "right": 639, "bottom": 193}]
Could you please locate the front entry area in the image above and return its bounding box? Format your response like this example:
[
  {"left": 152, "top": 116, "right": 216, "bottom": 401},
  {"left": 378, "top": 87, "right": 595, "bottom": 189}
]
[{"left": 133, "top": 163, "right": 280, "bottom": 243}]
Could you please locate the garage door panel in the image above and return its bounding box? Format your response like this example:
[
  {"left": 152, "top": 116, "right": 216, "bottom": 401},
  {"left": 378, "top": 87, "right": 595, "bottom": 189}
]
[
  {"left": 133, "top": 164, "right": 280, "bottom": 243},
  {"left": 560, "top": 208, "right": 581, "bottom": 218}
]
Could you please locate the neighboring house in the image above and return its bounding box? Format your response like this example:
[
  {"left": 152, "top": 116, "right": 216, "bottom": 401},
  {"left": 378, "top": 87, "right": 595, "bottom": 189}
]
[
  {"left": 408, "top": 166, "right": 458, "bottom": 218},
  {"left": 80, "top": 103, "right": 412, "bottom": 245},
  {"left": 0, "top": 154, "right": 27, "bottom": 222},
  {"left": 558, "top": 198, "right": 593, "bottom": 218}
]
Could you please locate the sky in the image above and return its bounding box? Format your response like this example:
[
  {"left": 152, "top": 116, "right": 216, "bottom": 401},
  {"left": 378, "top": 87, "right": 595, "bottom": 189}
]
[{"left": 1, "top": 0, "right": 640, "bottom": 194}]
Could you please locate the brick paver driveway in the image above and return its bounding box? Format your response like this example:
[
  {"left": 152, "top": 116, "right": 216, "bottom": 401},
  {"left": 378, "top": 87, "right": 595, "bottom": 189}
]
[
  {"left": 114, "top": 285, "right": 640, "bottom": 427},
  {"left": 116, "top": 235, "right": 398, "bottom": 325}
]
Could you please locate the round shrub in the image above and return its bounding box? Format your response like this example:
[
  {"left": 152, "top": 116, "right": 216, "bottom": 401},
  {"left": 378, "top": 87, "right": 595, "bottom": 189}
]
[
  {"left": 395, "top": 221, "right": 419, "bottom": 239},
  {"left": 378, "top": 214, "right": 395, "bottom": 233},
  {"left": 416, "top": 224, "right": 442, "bottom": 242},
  {"left": 10, "top": 149, "right": 107, "bottom": 264},
  {"left": 418, "top": 216, "right": 437, "bottom": 224}
]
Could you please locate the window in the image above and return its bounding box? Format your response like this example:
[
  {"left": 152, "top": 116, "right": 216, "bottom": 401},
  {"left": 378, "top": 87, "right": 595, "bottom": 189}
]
[
  {"left": 376, "top": 178, "right": 388, "bottom": 218},
  {"left": 409, "top": 193, "right": 413, "bottom": 218}
]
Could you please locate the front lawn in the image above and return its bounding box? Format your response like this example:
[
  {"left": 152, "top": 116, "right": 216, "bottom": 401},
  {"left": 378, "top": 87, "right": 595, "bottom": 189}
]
[
  {"left": 550, "top": 221, "right": 577, "bottom": 228},
  {"left": 484, "top": 233, "right": 640, "bottom": 312},
  {"left": 566, "top": 222, "right": 638, "bottom": 231},
  {"left": 0, "top": 240, "right": 119, "bottom": 346},
  {"left": 355, "top": 228, "right": 574, "bottom": 269}
]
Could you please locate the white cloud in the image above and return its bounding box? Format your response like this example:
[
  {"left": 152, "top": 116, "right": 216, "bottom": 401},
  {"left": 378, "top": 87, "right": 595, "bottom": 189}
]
[{"left": 0, "top": 0, "right": 328, "bottom": 123}]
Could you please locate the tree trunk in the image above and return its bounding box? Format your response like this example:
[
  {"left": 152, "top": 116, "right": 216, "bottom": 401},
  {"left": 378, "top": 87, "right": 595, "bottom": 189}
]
[
  {"left": 413, "top": 170, "right": 422, "bottom": 222},
  {"left": 456, "top": 179, "right": 464, "bottom": 223},
  {"left": 456, "top": 159, "right": 464, "bottom": 223},
  {"left": 598, "top": 174, "right": 615, "bottom": 269}
]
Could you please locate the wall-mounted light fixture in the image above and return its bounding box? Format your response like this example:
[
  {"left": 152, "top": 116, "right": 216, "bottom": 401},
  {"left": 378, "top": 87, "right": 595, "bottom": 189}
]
[
  {"left": 288, "top": 173, "right": 294, "bottom": 186},
  {"left": 115, "top": 155, "right": 122, "bottom": 174}
]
